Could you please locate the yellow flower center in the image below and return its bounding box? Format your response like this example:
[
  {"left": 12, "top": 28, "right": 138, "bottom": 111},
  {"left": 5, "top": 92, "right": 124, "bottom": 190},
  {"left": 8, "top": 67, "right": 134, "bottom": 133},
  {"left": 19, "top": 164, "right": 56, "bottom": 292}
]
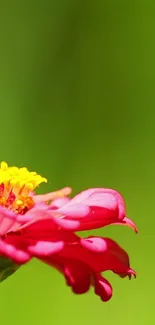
[{"left": 0, "top": 161, "right": 47, "bottom": 214}]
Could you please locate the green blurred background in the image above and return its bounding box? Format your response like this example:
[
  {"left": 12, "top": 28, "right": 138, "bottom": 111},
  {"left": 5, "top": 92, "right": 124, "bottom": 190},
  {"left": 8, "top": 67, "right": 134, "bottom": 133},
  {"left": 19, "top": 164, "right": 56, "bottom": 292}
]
[{"left": 0, "top": 0, "right": 153, "bottom": 324}]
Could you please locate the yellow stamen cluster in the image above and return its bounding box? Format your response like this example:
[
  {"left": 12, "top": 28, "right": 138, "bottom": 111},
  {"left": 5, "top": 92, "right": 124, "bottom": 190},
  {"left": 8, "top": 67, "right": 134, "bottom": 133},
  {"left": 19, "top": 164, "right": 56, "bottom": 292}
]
[
  {"left": 0, "top": 161, "right": 47, "bottom": 195},
  {"left": 0, "top": 161, "right": 47, "bottom": 214}
]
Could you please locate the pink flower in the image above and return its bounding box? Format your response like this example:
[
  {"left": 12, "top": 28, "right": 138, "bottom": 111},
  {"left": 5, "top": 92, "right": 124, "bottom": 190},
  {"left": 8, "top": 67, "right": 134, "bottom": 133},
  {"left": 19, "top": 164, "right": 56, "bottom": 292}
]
[{"left": 0, "top": 162, "right": 137, "bottom": 302}]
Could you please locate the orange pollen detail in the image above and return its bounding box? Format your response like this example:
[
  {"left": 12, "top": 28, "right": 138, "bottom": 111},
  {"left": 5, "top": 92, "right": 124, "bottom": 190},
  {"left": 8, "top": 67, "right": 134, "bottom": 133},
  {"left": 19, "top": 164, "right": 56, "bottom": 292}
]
[
  {"left": 0, "top": 197, "right": 7, "bottom": 207},
  {"left": 0, "top": 189, "right": 34, "bottom": 214},
  {"left": 12, "top": 196, "right": 35, "bottom": 214}
]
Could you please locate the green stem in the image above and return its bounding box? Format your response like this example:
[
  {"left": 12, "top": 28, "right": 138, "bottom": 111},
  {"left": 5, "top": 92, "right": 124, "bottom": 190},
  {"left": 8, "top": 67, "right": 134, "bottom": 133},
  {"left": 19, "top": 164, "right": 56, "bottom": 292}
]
[{"left": 0, "top": 256, "right": 20, "bottom": 282}]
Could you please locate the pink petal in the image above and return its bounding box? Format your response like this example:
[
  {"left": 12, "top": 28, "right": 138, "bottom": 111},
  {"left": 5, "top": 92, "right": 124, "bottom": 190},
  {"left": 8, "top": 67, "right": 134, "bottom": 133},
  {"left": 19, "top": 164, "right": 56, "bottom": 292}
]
[
  {"left": 17, "top": 203, "right": 48, "bottom": 223},
  {"left": 57, "top": 203, "right": 90, "bottom": 218},
  {"left": 71, "top": 188, "right": 125, "bottom": 220},
  {"left": 62, "top": 209, "right": 120, "bottom": 231},
  {"left": 28, "top": 241, "right": 64, "bottom": 257},
  {"left": 17, "top": 208, "right": 81, "bottom": 232},
  {"left": 0, "top": 206, "right": 20, "bottom": 235},
  {"left": 81, "top": 237, "right": 108, "bottom": 252},
  {"left": 102, "top": 189, "right": 126, "bottom": 220},
  {"left": 49, "top": 197, "right": 71, "bottom": 209},
  {"left": 57, "top": 188, "right": 127, "bottom": 231},
  {"left": 19, "top": 215, "right": 80, "bottom": 234},
  {"left": 53, "top": 217, "right": 80, "bottom": 231},
  {"left": 0, "top": 238, "right": 30, "bottom": 264}
]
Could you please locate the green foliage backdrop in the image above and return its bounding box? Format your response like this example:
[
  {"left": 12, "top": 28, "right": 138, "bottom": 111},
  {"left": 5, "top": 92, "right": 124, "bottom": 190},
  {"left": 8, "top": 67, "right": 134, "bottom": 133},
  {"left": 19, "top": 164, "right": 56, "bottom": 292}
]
[{"left": 0, "top": 1, "right": 153, "bottom": 324}]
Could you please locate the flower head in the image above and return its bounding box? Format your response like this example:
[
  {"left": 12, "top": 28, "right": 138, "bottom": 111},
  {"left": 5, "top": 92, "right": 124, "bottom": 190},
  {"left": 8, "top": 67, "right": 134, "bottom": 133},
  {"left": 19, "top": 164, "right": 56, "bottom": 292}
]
[{"left": 0, "top": 162, "right": 137, "bottom": 302}]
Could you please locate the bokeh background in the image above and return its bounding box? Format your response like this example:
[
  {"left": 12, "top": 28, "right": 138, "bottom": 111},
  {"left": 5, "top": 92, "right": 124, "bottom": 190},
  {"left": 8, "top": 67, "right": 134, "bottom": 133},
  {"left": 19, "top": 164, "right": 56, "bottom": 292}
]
[{"left": 0, "top": 1, "right": 153, "bottom": 324}]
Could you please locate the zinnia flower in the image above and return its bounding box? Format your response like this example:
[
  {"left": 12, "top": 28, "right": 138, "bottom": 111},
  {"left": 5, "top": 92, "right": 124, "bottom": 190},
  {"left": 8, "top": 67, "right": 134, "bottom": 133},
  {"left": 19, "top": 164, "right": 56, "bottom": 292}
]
[{"left": 0, "top": 161, "right": 137, "bottom": 301}]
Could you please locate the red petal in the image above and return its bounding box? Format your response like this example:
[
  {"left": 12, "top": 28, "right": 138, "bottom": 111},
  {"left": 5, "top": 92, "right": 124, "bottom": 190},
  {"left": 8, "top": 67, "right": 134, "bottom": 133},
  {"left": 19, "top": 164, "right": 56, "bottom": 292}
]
[
  {"left": 94, "top": 274, "right": 113, "bottom": 302},
  {"left": 64, "top": 261, "right": 91, "bottom": 294},
  {"left": 58, "top": 236, "right": 133, "bottom": 276}
]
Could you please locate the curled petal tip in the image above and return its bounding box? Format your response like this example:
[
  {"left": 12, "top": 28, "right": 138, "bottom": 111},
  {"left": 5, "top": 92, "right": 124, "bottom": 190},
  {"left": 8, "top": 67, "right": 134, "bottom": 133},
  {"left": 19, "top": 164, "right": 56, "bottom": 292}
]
[
  {"left": 118, "top": 269, "right": 136, "bottom": 280},
  {"left": 124, "top": 217, "right": 138, "bottom": 234},
  {"left": 128, "top": 269, "right": 136, "bottom": 279},
  {"left": 115, "top": 217, "right": 138, "bottom": 233}
]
